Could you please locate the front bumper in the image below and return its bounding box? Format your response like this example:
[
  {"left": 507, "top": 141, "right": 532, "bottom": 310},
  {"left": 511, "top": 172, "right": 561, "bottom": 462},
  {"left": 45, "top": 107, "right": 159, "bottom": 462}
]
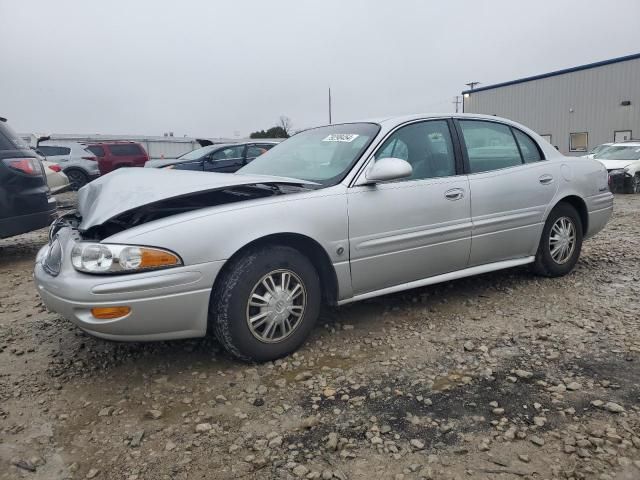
[
  {"left": 34, "top": 227, "right": 225, "bottom": 341},
  {"left": 607, "top": 170, "right": 629, "bottom": 192}
]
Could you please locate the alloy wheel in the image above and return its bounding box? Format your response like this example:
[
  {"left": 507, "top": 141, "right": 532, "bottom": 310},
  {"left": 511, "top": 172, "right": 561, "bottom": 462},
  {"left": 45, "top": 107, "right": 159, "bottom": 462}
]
[
  {"left": 245, "top": 269, "right": 307, "bottom": 343},
  {"left": 549, "top": 216, "right": 576, "bottom": 264}
]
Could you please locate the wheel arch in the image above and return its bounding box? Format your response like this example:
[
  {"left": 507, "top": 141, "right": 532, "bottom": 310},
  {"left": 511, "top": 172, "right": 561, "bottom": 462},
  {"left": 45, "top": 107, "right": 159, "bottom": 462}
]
[
  {"left": 62, "top": 166, "right": 90, "bottom": 176},
  {"left": 552, "top": 195, "right": 588, "bottom": 234},
  {"left": 212, "top": 232, "right": 339, "bottom": 306}
]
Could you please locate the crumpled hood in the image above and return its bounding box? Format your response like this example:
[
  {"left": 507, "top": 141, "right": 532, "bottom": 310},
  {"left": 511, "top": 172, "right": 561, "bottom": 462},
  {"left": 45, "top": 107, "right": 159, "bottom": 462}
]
[
  {"left": 596, "top": 159, "right": 636, "bottom": 171},
  {"left": 77, "top": 168, "right": 313, "bottom": 230}
]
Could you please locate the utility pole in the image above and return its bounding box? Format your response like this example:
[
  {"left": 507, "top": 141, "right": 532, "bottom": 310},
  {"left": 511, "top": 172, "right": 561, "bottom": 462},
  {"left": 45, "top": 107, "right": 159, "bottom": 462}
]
[
  {"left": 328, "top": 87, "right": 332, "bottom": 124},
  {"left": 452, "top": 96, "right": 461, "bottom": 113},
  {"left": 465, "top": 81, "right": 480, "bottom": 90}
]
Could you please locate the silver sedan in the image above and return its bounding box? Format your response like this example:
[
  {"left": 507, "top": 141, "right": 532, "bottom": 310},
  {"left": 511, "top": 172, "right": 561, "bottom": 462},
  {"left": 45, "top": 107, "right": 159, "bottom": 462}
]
[{"left": 34, "top": 114, "right": 613, "bottom": 362}]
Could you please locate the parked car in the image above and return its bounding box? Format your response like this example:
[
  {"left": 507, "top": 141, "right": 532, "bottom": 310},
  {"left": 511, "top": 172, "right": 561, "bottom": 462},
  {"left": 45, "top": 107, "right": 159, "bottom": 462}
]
[
  {"left": 145, "top": 141, "right": 279, "bottom": 172},
  {"left": 85, "top": 141, "right": 149, "bottom": 174},
  {"left": 42, "top": 160, "right": 70, "bottom": 194},
  {"left": 593, "top": 142, "right": 640, "bottom": 193},
  {"left": 34, "top": 114, "right": 612, "bottom": 362},
  {"left": 0, "top": 117, "right": 56, "bottom": 239},
  {"left": 37, "top": 141, "right": 100, "bottom": 189},
  {"left": 582, "top": 143, "right": 613, "bottom": 160}
]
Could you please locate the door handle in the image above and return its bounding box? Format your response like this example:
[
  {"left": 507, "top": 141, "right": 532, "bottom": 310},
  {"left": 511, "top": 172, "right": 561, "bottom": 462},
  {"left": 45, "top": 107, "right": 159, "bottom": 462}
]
[
  {"left": 539, "top": 174, "right": 554, "bottom": 185},
  {"left": 444, "top": 188, "right": 464, "bottom": 201}
]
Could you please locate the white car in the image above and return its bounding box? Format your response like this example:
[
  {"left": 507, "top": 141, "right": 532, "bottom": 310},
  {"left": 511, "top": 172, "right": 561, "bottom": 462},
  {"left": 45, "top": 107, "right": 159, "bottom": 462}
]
[
  {"left": 582, "top": 143, "right": 613, "bottom": 160},
  {"left": 42, "top": 160, "right": 70, "bottom": 194},
  {"left": 38, "top": 141, "right": 100, "bottom": 190},
  {"left": 594, "top": 142, "right": 640, "bottom": 193}
]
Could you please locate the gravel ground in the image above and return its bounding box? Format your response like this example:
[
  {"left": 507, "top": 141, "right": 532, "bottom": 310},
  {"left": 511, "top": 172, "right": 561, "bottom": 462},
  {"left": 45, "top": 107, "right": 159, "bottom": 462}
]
[{"left": 1, "top": 194, "right": 640, "bottom": 480}]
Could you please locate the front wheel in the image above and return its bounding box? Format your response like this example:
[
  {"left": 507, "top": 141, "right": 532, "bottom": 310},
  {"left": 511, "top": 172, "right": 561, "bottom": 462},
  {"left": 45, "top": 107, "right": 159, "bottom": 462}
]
[
  {"left": 532, "top": 203, "right": 583, "bottom": 277},
  {"left": 210, "top": 245, "right": 321, "bottom": 362}
]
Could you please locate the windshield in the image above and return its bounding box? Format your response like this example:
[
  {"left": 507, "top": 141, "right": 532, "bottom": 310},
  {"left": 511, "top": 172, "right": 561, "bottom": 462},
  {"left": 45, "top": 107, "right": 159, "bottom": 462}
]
[
  {"left": 598, "top": 146, "right": 640, "bottom": 161},
  {"left": 238, "top": 123, "right": 380, "bottom": 186},
  {"left": 589, "top": 144, "right": 610, "bottom": 156},
  {"left": 177, "top": 145, "right": 217, "bottom": 161}
]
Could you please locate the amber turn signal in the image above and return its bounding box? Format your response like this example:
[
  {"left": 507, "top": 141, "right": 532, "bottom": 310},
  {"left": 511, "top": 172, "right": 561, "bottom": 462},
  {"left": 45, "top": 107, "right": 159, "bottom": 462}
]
[
  {"left": 91, "top": 306, "right": 131, "bottom": 319},
  {"left": 140, "top": 249, "right": 180, "bottom": 268}
]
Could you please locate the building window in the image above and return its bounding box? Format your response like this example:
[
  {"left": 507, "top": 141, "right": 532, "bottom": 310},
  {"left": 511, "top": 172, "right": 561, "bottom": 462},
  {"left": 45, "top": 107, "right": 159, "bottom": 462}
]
[
  {"left": 540, "top": 134, "right": 552, "bottom": 144},
  {"left": 614, "top": 130, "right": 632, "bottom": 142},
  {"left": 569, "top": 132, "right": 588, "bottom": 152}
]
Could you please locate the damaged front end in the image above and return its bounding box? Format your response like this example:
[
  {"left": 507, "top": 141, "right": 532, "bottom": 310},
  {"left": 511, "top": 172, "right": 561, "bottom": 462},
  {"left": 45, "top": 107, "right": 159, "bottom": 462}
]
[{"left": 68, "top": 168, "right": 316, "bottom": 240}]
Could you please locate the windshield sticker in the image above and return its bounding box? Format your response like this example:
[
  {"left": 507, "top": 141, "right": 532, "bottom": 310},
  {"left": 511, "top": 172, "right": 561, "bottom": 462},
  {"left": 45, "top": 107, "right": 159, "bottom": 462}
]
[{"left": 323, "top": 134, "right": 359, "bottom": 143}]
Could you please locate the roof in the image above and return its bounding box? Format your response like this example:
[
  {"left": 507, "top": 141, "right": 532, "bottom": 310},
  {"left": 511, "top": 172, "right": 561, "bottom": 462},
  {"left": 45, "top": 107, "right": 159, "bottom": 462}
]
[{"left": 462, "top": 52, "right": 640, "bottom": 94}]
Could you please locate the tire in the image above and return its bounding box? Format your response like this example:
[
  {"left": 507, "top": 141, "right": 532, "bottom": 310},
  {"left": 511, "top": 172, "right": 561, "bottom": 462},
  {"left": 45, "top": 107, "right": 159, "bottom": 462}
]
[
  {"left": 624, "top": 174, "right": 640, "bottom": 194},
  {"left": 532, "top": 202, "right": 583, "bottom": 277},
  {"left": 64, "top": 168, "right": 89, "bottom": 190},
  {"left": 210, "top": 245, "right": 321, "bottom": 362}
]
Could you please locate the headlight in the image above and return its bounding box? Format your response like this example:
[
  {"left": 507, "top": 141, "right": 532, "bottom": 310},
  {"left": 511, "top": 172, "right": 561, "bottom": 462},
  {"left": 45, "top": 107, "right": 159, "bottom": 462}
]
[{"left": 71, "top": 243, "right": 182, "bottom": 274}]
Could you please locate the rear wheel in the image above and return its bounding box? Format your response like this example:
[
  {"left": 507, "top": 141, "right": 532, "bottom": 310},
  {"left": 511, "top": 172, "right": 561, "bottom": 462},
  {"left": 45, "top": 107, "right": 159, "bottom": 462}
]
[
  {"left": 64, "top": 168, "right": 89, "bottom": 190},
  {"left": 624, "top": 174, "right": 640, "bottom": 194},
  {"left": 210, "top": 245, "right": 321, "bottom": 362},
  {"left": 532, "top": 203, "right": 583, "bottom": 277}
]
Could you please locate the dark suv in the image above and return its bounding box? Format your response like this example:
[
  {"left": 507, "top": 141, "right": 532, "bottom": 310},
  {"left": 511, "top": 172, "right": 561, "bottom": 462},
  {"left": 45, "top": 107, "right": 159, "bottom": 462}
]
[
  {"left": 85, "top": 141, "right": 149, "bottom": 174},
  {"left": 0, "top": 118, "right": 56, "bottom": 238}
]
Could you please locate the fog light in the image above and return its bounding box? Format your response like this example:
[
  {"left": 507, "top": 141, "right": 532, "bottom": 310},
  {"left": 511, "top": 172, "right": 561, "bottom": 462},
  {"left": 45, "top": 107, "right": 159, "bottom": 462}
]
[{"left": 91, "top": 306, "right": 131, "bottom": 319}]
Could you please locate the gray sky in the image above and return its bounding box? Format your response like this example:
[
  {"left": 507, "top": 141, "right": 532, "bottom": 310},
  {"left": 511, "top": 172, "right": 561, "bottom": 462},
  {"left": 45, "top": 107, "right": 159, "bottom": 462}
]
[{"left": 1, "top": 0, "right": 639, "bottom": 138}]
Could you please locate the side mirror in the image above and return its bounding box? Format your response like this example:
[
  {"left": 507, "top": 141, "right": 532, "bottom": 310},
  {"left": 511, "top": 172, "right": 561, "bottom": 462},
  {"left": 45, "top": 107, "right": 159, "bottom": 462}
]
[{"left": 357, "top": 157, "right": 413, "bottom": 185}]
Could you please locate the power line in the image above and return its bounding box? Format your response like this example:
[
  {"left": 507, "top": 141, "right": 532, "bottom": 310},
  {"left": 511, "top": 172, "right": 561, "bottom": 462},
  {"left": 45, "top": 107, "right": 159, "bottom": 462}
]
[{"left": 465, "top": 81, "right": 480, "bottom": 90}]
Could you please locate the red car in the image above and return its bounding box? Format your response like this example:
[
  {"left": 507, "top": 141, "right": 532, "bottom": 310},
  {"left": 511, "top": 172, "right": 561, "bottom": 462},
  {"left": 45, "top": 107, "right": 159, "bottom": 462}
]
[{"left": 85, "top": 142, "right": 149, "bottom": 174}]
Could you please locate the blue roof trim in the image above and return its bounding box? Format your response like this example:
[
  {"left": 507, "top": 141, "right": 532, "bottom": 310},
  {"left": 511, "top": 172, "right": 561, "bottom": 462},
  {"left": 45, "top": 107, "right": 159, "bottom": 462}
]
[{"left": 461, "top": 52, "right": 640, "bottom": 94}]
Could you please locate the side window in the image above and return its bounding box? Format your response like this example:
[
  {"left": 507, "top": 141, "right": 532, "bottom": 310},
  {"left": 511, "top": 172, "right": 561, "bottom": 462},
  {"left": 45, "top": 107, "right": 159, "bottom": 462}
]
[
  {"left": 87, "top": 145, "right": 105, "bottom": 157},
  {"left": 375, "top": 120, "right": 456, "bottom": 181},
  {"left": 459, "top": 120, "right": 522, "bottom": 173},
  {"left": 246, "top": 145, "right": 271, "bottom": 159},
  {"left": 210, "top": 145, "right": 244, "bottom": 161},
  {"left": 513, "top": 129, "right": 543, "bottom": 163},
  {"left": 39, "top": 146, "right": 70, "bottom": 156},
  {"left": 110, "top": 144, "right": 142, "bottom": 156}
]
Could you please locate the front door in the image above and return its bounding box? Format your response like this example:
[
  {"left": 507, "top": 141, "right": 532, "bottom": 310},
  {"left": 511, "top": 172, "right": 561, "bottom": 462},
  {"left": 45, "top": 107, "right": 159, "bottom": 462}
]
[
  {"left": 455, "top": 119, "right": 559, "bottom": 266},
  {"left": 348, "top": 119, "right": 472, "bottom": 296},
  {"left": 204, "top": 145, "right": 246, "bottom": 172}
]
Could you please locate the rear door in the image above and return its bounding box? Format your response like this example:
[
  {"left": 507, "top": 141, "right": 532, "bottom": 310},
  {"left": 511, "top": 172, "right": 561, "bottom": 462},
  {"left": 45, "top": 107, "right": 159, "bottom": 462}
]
[
  {"left": 455, "top": 119, "right": 559, "bottom": 266},
  {"left": 204, "top": 145, "right": 246, "bottom": 172},
  {"left": 348, "top": 119, "right": 472, "bottom": 295}
]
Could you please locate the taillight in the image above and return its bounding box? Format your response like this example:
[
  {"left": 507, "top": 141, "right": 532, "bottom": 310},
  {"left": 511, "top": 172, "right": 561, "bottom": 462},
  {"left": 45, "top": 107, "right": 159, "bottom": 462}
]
[
  {"left": 2, "top": 158, "right": 43, "bottom": 176},
  {"left": 82, "top": 156, "right": 98, "bottom": 161},
  {"left": 48, "top": 164, "right": 62, "bottom": 172}
]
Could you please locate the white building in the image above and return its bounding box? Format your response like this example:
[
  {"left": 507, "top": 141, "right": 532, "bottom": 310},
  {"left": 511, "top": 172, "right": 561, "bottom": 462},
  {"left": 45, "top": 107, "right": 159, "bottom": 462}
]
[{"left": 462, "top": 53, "right": 640, "bottom": 155}]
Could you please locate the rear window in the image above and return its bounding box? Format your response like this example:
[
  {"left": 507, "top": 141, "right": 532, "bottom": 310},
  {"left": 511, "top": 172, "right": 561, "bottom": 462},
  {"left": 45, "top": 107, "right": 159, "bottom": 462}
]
[
  {"left": 109, "top": 144, "right": 142, "bottom": 156},
  {"left": 39, "top": 145, "right": 71, "bottom": 156},
  {"left": 87, "top": 145, "right": 106, "bottom": 156}
]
